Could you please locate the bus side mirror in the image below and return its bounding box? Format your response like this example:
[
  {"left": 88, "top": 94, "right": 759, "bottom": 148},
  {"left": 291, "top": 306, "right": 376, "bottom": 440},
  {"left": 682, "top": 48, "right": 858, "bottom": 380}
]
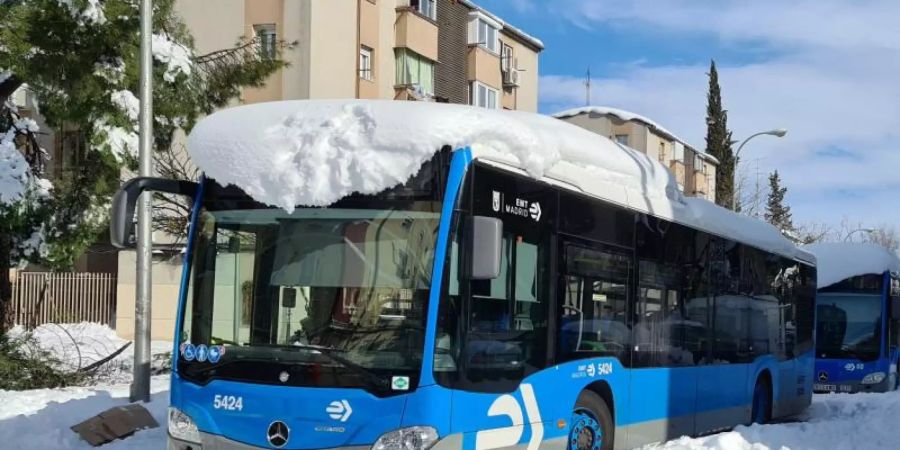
[
  {"left": 467, "top": 216, "right": 503, "bottom": 280},
  {"left": 110, "top": 177, "right": 199, "bottom": 249}
]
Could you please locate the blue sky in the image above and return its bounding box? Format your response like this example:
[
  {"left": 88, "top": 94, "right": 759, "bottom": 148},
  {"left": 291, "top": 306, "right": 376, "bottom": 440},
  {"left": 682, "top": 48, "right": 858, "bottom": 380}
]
[{"left": 477, "top": 0, "right": 900, "bottom": 233}]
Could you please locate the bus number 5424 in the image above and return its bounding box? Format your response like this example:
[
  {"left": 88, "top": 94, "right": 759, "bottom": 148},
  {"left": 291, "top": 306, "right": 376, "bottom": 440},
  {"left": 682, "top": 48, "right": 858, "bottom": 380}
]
[{"left": 213, "top": 395, "right": 244, "bottom": 411}]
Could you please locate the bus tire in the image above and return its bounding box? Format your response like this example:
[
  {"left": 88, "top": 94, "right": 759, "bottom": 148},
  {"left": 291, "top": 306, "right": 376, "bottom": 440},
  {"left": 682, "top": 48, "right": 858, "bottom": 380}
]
[
  {"left": 750, "top": 378, "right": 772, "bottom": 425},
  {"left": 570, "top": 390, "right": 614, "bottom": 450}
]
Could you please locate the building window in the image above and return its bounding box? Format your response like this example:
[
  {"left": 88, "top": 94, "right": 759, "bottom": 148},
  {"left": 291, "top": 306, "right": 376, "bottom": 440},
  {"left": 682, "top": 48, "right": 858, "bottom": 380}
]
[
  {"left": 658, "top": 142, "right": 667, "bottom": 163},
  {"left": 359, "top": 46, "right": 373, "bottom": 81},
  {"left": 411, "top": 0, "right": 436, "bottom": 20},
  {"left": 395, "top": 49, "right": 434, "bottom": 95},
  {"left": 254, "top": 24, "right": 277, "bottom": 60},
  {"left": 471, "top": 81, "right": 499, "bottom": 109},
  {"left": 501, "top": 44, "right": 514, "bottom": 70},
  {"left": 614, "top": 134, "right": 629, "bottom": 146},
  {"left": 694, "top": 154, "right": 708, "bottom": 174},
  {"left": 468, "top": 12, "right": 500, "bottom": 54}
]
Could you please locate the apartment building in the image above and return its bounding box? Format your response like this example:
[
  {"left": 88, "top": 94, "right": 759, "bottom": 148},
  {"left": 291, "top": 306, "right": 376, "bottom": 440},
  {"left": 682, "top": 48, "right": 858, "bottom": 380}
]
[
  {"left": 176, "top": 0, "right": 543, "bottom": 110},
  {"left": 554, "top": 107, "right": 718, "bottom": 202}
]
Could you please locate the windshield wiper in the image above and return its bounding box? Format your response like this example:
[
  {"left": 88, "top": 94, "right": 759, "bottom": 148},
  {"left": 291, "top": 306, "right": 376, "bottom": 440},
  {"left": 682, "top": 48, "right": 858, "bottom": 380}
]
[{"left": 285, "top": 344, "right": 392, "bottom": 391}]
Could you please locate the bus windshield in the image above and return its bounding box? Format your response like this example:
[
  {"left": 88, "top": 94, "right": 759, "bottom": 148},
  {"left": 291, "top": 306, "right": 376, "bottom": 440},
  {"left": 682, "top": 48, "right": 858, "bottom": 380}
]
[
  {"left": 816, "top": 293, "right": 883, "bottom": 361},
  {"left": 178, "top": 186, "right": 441, "bottom": 391}
]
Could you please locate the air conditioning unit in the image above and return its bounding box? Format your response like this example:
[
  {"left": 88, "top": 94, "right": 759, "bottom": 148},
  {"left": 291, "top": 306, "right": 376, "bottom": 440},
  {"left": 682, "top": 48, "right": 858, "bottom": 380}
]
[{"left": 503, "top": 70, "right": 521, "bottom": 88}]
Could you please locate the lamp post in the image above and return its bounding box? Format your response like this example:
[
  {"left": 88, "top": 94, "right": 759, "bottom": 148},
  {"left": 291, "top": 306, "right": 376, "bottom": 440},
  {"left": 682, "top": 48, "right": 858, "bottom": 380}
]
[
  {"left": 844, "top": 228, "right": 876, "bottom": 242},
  {"left": 732, "top": 128, "right": 788, "bottom": 210},
  {"left": 131, "top": 0, "right": 154, "bottom": 403}
]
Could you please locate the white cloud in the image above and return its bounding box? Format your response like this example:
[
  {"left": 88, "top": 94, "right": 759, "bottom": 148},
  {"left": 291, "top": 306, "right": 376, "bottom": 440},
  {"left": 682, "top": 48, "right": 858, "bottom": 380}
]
[
  {"left": 508, "top": 0, "right": 537, "bottom": 14},
  {"left": 539, "top": 0, "right": 900, "bottom": 229}
]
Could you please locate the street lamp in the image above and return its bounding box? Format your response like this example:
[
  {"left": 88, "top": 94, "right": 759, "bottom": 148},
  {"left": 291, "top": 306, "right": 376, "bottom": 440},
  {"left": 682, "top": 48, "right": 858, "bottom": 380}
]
[
  {"left": 732, "top": 128, "right": 788, "bottom": 210},
  {"left": 844, "top": 228, "right": 876, "bottom": 242}
]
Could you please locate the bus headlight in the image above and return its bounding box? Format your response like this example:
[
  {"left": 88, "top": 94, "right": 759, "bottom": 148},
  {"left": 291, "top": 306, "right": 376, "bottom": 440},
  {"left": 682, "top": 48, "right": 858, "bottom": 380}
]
[
  {"left": 168, "top": 407, "right": 201, "bottom": 444},
  {"left": 372, "top": 426, "right": 439, "bottom": 450},
  {"left": 861, "top": 372, "right": 886, "bottom": 385}
]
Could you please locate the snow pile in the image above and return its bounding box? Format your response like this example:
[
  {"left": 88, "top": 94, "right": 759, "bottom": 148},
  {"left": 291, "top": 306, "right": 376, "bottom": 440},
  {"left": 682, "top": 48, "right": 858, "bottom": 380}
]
[
  {"left": 188, "top": 100, "right": 810, "bottom": 262},
  {"left": 553, "top": 106, "right": 718, "bottom": 163},
  {"left": 644, "top": 391, "right": 900, "bottom": 450},
  {"left": 55, "top": 0, "right": 107, "bottom": 26},
  {"left": 805, "top": 242, "right": 900, "bottom": 288},
  {"left": 19, "top": 227, "right": 49, "bottom": 259},
  {"left": 96, "top": 120, "right": 139, "bottom": 161},
  {"left": 677, "top": 197, "right": 809, "bottom": 263},
  {"left": 0, "top": 376, "right": 168, "bottom": 449},
  {"left": 8, "top": 322, "right": 172, "bottom": 384},
  {"left": 110, "top": 90, "right": 140, "bottom": 123},
  {"left": 94, "top": 59, "right": 126, "bottom": 84},
  {"left": 0, "top": 124, "right": 32, "bottom": 205},
  {"left": 188, "top": 100, "right": 670, "bottom": 211},
  {"left": 151, "top": 34, "right": 193, "bottom": 83}
]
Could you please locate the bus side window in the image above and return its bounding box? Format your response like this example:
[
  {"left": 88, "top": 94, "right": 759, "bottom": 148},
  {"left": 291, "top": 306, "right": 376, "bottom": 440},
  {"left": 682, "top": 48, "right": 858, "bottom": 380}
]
[
  {"left": 635, "top": 218, "right": 701, "bottom": 368},
  {"left": 559, "top": 246, "right": 631, "bottom": 364},
  {"left": 892, "top": 297, "right": 900, "bottom": 348}
]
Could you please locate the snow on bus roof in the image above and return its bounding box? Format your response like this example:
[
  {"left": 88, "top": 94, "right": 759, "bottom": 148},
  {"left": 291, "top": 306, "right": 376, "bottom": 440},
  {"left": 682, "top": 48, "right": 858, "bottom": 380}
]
[
  {"left": 805, "top": 242, "right": 900, "bottom": 288},
  {"left": 187, "top": 100, "right": 811, "bottom": 262}
]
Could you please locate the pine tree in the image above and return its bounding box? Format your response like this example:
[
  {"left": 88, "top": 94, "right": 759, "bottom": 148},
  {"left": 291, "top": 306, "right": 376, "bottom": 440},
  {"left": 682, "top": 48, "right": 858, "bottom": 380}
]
[
  {"left": 0, "top": 0, "right": 289, "bottom": 328},
  {"left": 765, "top": 170, "right": 794, "bottom": 236},
  {"left": 705, "top": 60, "right": 737, "bottom": 209}
]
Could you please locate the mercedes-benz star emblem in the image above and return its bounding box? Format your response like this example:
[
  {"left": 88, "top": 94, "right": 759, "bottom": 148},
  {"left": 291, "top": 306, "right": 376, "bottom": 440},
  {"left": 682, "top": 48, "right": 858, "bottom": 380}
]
[
  {"left": 279, "top": 371, "right": 290, "bottom": 383},
  {"left": 267, "top": 421, "right": 290, "bottom": 448},
  {"left": 818, "top": 371, "right": 829, "bottom": 382}
]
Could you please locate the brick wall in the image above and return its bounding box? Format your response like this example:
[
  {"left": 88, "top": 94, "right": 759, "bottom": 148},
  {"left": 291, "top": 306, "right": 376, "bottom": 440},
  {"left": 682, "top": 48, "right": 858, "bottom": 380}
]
[{"left": 435, "top": 0, "right": 469, "bottom": 104}]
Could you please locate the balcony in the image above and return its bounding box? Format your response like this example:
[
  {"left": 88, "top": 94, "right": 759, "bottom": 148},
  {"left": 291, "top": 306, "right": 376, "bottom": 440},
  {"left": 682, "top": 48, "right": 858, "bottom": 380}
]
[
  {"left": 692, "top": 170, "right": 709, "bottom": 196},
  {"left": 395, "top": 7, "right": 438, "bottom": 62},
  {"left": 668, "top": 160, "right": 686, "bottom": 186},
  {"left": 467, "top": 46, "right": 501, "bottom": 89}
]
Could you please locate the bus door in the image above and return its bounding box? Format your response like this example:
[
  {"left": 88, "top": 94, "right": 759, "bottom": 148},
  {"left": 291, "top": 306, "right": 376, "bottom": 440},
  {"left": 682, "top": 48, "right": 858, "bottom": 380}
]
[
  {"left": 630, "top": 217, "right": 700, "bottom": 443},
  {"left": 692, "top": 239, "right": 752, "bottom": 433},
  {"left": 630, "top": 270, "right": 698, "bottom": 442}
]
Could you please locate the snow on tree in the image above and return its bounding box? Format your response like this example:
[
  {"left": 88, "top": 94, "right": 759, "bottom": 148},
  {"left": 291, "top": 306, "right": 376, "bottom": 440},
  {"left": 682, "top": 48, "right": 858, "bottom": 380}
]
[
  {"left": 0, "top": 0, "right": 290, "bottom": 328},
  {"left": 764, "top": 170, "right": 795, "bottom": 239},
  {"left": 704, "top": 60, "right": 737, "bottom": 210}
]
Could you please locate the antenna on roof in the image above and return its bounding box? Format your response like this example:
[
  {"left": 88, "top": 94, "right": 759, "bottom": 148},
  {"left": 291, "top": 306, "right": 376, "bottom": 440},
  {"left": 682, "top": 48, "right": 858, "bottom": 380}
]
[{"left": 585, "top": 67, "right": 592, "bottom": 106}]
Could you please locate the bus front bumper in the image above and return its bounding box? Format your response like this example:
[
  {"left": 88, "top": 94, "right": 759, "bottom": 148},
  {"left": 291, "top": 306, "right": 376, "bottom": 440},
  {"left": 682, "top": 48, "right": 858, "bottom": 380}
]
[
  {"left": 168, "top": 433, "right": 467, "bottom": 450},
  {"left": 168, "top": 433, "right": 370, "bottom": 450}
]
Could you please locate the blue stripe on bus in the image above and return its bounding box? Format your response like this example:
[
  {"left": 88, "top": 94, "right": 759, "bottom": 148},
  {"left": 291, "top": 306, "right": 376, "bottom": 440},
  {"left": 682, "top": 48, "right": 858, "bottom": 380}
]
[
  {"left": 171, "top": 175, "right": 206, "bottom": 371},
  {"left": 419, "top": 147, "right": 472, "bottom": 387}
]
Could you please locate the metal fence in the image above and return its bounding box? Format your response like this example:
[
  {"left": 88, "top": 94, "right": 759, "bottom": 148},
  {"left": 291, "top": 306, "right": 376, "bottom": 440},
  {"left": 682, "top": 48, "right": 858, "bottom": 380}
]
[{"left": 10, "top": 272, "right": 117, "bottom": 329}]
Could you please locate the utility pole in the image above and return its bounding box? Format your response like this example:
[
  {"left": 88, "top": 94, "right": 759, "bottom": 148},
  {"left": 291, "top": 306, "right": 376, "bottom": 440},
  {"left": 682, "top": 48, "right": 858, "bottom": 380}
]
[
  {"left": 585, "top": 67, "right": 591, "bottom": 106},
  {"left": 131, "top": 0, "right": 154, "bottom": 403}
]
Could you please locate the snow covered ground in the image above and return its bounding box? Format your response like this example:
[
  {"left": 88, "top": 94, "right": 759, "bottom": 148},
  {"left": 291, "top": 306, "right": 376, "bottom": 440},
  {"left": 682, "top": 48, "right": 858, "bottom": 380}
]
[
  {"left": 0, "top": 376, "right": 169, "bottom": 449},
  {"left": 8, "top": 322, "right": 172, "bottom": 384},
  {"left": 1, "top": 384, "right": 898, "bottom": 449},
  {"left": 3, "top": 323, "right": 900, "bottom": 449},
  {"left": 644, "top": 392, "right": 900, "bottom": 449}
]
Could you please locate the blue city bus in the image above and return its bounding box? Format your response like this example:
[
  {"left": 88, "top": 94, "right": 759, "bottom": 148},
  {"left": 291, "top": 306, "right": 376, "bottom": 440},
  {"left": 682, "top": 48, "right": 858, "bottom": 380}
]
[
  {"left": 807, "top": 244, "right": 900, "bottom": 394},
  {"left": 110, "top": 101, "right": 816, "bottom": 450}
]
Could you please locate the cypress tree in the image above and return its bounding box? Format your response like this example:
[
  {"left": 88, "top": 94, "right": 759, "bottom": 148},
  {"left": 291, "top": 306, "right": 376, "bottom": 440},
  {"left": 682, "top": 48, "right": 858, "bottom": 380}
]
[
  {"left": 764, "top": 170, "right": 794, "bottom": 235},
  {"left": 705, "top": 60, "right": 737, "bottom": 209}
]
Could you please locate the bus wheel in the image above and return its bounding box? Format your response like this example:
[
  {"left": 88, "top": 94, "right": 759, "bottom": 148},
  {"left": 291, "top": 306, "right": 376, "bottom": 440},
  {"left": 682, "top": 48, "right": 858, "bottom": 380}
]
[
  {"left": 570, "top": 391, "right": 613, "bottom": 450},
  {"left": 750, "top": 379, "right": 772, "bottom": 425}
]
